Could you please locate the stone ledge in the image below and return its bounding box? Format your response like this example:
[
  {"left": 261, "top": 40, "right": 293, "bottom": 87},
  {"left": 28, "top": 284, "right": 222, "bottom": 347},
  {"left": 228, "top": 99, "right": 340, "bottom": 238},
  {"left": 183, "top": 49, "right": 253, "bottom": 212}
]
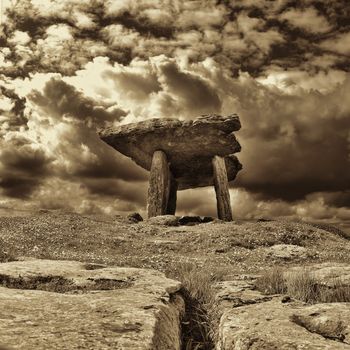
[{"left": 0, "top": 259, "right": 184, "bottom": 350}]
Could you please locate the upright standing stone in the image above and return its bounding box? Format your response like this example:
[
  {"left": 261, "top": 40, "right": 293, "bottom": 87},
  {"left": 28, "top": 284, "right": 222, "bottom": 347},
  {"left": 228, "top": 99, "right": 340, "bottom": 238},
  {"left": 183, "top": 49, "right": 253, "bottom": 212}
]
[
  {"left": 167, "top": 178, "right": 178, "bottom": 215},
  {"left": 147, "top": 150, "right": 170, "bottom": 218},
  {"left": 212, "top": 155, "right": 233, "bottom": 221}
]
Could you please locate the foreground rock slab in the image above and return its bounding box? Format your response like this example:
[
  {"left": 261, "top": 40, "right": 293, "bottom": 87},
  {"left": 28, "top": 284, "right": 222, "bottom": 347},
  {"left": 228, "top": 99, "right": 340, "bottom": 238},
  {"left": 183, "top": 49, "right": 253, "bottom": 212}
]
[
  {"left": 0, "top": 259, "right": 184, "bottom": 350},
  {"left": 215, "top": 274, "right": 350, "bottom": 350}
]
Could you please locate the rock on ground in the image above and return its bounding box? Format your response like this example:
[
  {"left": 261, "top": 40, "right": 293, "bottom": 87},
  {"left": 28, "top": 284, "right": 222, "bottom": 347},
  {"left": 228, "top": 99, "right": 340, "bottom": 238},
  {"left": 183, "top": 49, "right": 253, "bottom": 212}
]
[
  {"left": 265, "top": 244, "right": 308, "bottom": 260},
  {"left": 215, "top": 274, "right": 350, "bottom": 350},
  {"left": 146, "top": 215, "right": 179, "bottom": 226},
  {"left": 0, "top": 259, "right": 184, "bottom": 350}
]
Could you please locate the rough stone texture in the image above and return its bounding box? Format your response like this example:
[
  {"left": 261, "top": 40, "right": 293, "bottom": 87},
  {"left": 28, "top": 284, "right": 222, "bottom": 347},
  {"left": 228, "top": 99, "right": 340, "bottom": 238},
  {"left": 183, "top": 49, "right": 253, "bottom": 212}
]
[
  {"left": 147, "top": 150, "right": 170, "bottom": 217},
  {"left": 178, "top": 216, "right": 203, "bottom": 225},
  {"left": 218, "top": 299, "right": 350, "bottom": 349},
  {"left": 145, "top": 215, "right": 215, "bottom": 226},
  {"left": 127, "top": 212, "right": 144, "bottom": 223},
  {"left": 99, "top": 114, "right": 242, "bottom": 190},
  {"left": 146, "top": 215, "right": 179, "bottom": 226},
  {"left": 167, "top": 178, "right": 178, "bottom": 215},
  {"left": 213, "top": 155, "right": 233, "bottom": 221},
  {"left": 0, "top": 259, "right": 184, "bottom": 350},
  {"left": 291, "top": 305, "right": 350, "bottom": 344},
  {"left": 215, "top": 276, "right": 271, "bottom": 309},
  {"left": 215, "top": 274, "right": 350, "bottom": 350},
  {"left": 265, "top": 244, "right": 308, "bottom": 260}
]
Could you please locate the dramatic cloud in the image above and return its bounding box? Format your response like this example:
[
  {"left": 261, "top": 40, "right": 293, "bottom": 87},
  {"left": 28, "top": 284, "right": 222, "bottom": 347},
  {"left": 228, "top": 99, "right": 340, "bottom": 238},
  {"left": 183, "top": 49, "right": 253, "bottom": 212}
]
[
  {"left": 0, "top": 0, "right": 349, "bottom": 224},
  {"left": 279, "top": 7, "right": 333, "bottom": 34},
  {"left": 0, "top": 134, "right": 51, "bottom": 198},
  {"left": 319, "top": 32, "right": 350, "bottom": 56}
]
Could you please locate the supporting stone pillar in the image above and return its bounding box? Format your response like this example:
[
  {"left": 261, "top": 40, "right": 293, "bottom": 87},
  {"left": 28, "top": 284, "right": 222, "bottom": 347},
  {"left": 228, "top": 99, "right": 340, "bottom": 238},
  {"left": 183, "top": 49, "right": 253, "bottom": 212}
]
[
  {"left": 166, "top": 177, "right": 178, "bottom": 215},
  {"left": 212, "top": 155, "right": 233, "bottom": 221},
  {"left": 147, "top": 150, "right": 170, "bottom": 218}
]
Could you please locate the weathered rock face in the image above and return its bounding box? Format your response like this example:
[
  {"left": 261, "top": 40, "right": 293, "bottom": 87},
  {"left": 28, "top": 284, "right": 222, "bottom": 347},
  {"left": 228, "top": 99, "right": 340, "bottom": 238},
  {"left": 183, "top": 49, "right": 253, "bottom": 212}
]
[
  {"left": 147, "top": 215, "right": 180, "bottom": 226},
  {"left": 218, "top": 298, "right": 350, "bottom": 349},
  {"left": 215, "top": 273, "right": 350, "bottom": 350},
  {"left": 145, "top": 215, "right": 215, "bottom": 226},
  {"left": 127, "top": 212, "right": 144, "bottom": 223},
  {"left": 0, "top": 259, "right": 184, "bottom": 350},
  {"left": 265, "top": 244, "right": 309, "bottom": 261},
  {"left": 99, "top": 114, "right": 242, "bottom": 190}
]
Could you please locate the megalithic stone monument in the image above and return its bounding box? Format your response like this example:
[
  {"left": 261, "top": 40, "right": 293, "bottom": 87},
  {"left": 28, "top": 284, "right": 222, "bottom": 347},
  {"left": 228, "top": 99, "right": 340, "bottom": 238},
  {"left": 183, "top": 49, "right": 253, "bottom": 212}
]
[{"left": 99, "top": 114, "right": 242, "bottom": 221}]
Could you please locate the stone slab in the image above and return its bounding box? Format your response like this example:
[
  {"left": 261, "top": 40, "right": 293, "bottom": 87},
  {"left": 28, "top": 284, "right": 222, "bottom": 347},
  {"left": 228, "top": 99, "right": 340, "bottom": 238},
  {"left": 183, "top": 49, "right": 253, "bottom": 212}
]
[
  {"left": 215, "top": 273, "right": 350, "bottom": 349},
  {"left": 0, "top": 259, "right": 184, "bottom": 350},
  {"left": 99, "top": 115, "right": 242, "bottom": 190}
]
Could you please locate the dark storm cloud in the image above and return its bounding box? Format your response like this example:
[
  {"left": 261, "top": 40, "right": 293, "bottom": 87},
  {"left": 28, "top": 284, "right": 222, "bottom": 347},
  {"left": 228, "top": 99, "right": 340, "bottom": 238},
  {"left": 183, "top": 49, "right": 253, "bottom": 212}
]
[
  {"left": 27, "top": 77, "right": 147, "bottom": 184},
  {"left": 320, "top": 191, "right": 350, "bottom": 208},
  {"left": 29, "top": 78, "right": 126, "bottom": 125},
  {"left": 228, "top": 74, "right": 350, "bottom": 201},
  {"left": 0, "top": 136, "right": 51, "bottom": 198},
  {"left": 82, "top": 178, "right": 147, "bottom": 205},
  {"left": 157, "top": 59, "right": 222, "bottom": 114},
  {"left": 105, "top": 70, "right": 161, "bottom": 100},
  {"left": 0, "top": 86, "right": 28, "bottom": 130}
]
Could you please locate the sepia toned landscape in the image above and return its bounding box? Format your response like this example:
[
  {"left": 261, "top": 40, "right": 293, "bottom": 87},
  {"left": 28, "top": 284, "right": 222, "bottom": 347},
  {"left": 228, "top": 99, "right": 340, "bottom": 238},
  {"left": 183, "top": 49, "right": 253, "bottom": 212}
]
[{"left": 0, "top": 0, "right": 350, "bottom": 349}]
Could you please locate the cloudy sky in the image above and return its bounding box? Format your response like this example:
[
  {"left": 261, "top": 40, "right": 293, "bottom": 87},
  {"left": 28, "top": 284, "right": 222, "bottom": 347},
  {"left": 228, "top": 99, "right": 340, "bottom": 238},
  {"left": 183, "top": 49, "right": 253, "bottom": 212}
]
[{"left": 0, "top": 0, "right": 349, "bottom": 226}]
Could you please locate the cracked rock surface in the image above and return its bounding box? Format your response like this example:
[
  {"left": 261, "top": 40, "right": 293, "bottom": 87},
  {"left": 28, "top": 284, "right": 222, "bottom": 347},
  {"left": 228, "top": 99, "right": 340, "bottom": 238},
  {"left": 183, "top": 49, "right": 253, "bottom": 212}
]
[
  {"left": 0, "top": 259, "right": 184, "bottom": 350},
  {"left": 215, "top": 274, "right": 350, "bottom": 350}
]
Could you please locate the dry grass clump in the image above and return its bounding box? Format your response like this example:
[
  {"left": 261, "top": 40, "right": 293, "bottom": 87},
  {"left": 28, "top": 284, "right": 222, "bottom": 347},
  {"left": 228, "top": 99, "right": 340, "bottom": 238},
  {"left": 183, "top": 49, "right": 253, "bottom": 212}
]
[
  {"left": 166, "top": 262, "right": 224, "bottom": 350},
  {"left": 256, "top": 267, "right": 350, "bottom": 303},
  {"left": 318, "top": 278, "right": 350, "bottom": 303},
  {"left": 285, "top": 270, "right": 319, "bottom": 303},
  {"left": 255, "top": 267, "right": 287, "bottom": 295}
]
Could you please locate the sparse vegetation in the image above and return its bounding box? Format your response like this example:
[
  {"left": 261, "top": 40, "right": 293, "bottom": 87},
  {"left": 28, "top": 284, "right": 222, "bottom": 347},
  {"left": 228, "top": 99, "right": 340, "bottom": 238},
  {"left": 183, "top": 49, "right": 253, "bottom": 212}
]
[
  {"left": 166, "top": 262, "right": 225, "bottom": 350},
  {"left": 255, "top": 267, "right": 287, "bottom": 295},
  {"left": 256, "top": 267, "right": 350, "bottom": 303},
  {"left": 0, "top": 213, "right": 349, "bottom": 272}
]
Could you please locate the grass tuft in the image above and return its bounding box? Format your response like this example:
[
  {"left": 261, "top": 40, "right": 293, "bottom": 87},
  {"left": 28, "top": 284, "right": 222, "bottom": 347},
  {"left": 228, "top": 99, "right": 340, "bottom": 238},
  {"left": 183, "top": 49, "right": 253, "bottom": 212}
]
[
  {"left": 255, "top": 267, "right": 286, "bottom": 295},
  {"left": 256, "top": 267, "right": 350, "bottom": 303},
  {"left": 166, "top": 262, "right": 224, "bottom": 350}
]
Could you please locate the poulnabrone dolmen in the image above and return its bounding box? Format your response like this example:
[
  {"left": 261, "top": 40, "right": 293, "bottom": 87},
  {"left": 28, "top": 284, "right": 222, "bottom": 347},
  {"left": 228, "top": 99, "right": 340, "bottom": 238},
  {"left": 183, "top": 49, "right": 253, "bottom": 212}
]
[{"left": 99, "top": 114, "right": 242, "bottom": 221}]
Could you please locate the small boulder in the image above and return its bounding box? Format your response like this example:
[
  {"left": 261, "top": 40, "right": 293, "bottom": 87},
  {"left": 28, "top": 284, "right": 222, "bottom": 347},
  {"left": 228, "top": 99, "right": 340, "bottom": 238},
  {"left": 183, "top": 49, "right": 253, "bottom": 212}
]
[
  {"left": 147, "top": 215, "right": 179, "bottom": 226},
  {"left": 127, "top": 212, "right": 143, "bottom": 223},
  {"left": 266, "top": 244, "right": 308, "bottom": 260},
  {"left": 178, "top": 216, "right": 202, "bottom": 226},
  {"left": 201, "top": 216, "right": 215, "bottom": 223},
  {"left": 257, "top": 217, "right": 273, "bottom": 222}
]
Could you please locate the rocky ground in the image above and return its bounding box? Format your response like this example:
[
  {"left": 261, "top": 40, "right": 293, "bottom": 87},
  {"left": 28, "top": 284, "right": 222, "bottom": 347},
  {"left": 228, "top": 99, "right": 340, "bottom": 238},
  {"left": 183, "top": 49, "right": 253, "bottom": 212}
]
[{"left": 0, "top": 210, "right": 350, "bottom": 349}]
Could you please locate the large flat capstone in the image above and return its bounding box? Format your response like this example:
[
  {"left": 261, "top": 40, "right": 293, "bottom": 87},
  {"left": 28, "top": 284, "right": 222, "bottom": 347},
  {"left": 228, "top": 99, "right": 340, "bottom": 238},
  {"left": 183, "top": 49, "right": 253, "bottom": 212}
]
[
  {"left": 0, "top": 259, "right": 184, "bottom": 350},
  {"left": 99, "top": 114, "right": 242, "bottom": 190}
]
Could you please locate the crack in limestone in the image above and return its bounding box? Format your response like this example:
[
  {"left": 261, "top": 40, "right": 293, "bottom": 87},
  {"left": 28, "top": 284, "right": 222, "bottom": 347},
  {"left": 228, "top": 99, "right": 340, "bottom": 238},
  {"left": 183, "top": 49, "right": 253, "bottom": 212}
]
[
  {"left": 290, "top": 314, "right": 347, "bottom": 343},
  {"left": 218, "top": 295, "right": 276, "bottom": 308}
]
